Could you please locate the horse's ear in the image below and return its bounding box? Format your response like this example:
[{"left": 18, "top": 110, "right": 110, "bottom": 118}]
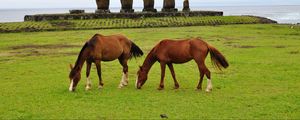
[{"left": 69, "top": 64, "right": 74, "bottom": 70}]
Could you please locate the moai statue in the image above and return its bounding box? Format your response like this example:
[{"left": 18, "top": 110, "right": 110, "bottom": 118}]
[
  {"left": 143, "top": 0, "right": 157, "bottom": 12},
  {"left": 162, "top": 0, "right": 178, "bottom": 12},
  {"left": 183, "top": 0, "right": 190, "bottom": 12},
  {"left": 95, "top": 0, "right": 110, "bottom": 13},
  {"left": 120, "top": 0, "right": 134, "bottom": 13}
]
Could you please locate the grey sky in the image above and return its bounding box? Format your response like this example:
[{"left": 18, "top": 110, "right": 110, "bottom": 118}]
[{"left": 0, "top": 0, "right": 299, "bottom": 9}]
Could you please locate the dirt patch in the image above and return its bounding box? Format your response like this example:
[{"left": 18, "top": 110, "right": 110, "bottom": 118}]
[
  {"left": 11, "top": 44, "right": 81, "bottom": 50},
  {"left": 0, "top": 59, "right": 12, "bottom": 62},
  {"left": 224, "top": 41, "right": 238, "bottom": 45},
  {"left": 7, "top": 44, "right": 81, "bottom": 57},
  {"left": 222, "top": 37, "right": 236, "bottom": 41},
  {"left": 210, "top": 35, "right": 237, "bottom": 41},
  {"left": 10, "top": 50, "right": 78, "bottom": 57},
  {"left": 274, "top": 45, "right": 287, "bottom": 48},
  {"left": 10, "top": 49, "right": 44, "bottom": 57},
  {"left": 61, "top": 52, "right": 78, "bottom": 56},
  {"left": 233, "top": 45, "right": 258, "bottom": 48},
  {"left": 289, "top": 51, "right": 299, "bottom": 54}
]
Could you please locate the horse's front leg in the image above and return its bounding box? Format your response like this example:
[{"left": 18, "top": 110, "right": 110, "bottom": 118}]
[
  {"left": 158, "top": 62, "right": 166, "bottom": 90},
  {"left": 95, "top": 60, "right": 104, "bottom": 89},
  {"left": 118, "top": 58, "right": 129, "bottom": 88},
  {"left": 85, "top": 61, "right": 92, "bottom": 90},
  {"left": 167, "top": 63, "right": 179, "bottom": 89}
]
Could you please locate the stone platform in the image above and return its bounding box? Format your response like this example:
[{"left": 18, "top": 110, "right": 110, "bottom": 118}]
[{"left": 24, "top": 11, "right": 223, "bottom": 21}]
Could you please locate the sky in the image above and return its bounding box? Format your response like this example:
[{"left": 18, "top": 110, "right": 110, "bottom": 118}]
[{"left": 0, "top": 0, "right": 299, "bottom": 9}]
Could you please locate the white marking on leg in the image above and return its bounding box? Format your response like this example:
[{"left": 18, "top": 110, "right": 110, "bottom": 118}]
[
  {"left": 118, "top": 72, "right": 128, "bottom": 88},
  {"left": 206, "top": 79, "right": 213, "bottom": 92},
  {"left": 85, "top": 77, "right": 91, "bottom": 90},
  {"left": 69, "top": 80, "right": 74, "bottom": 92},
  {"left": 123, "top": 72, "right": 128, "bottom": 86}
]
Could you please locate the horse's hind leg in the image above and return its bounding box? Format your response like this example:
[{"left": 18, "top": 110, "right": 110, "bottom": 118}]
[
  {"left": 85, "top": 61, "right": 92, "bottom": 90},
  {"left": 118, "top": 57, "right": 129, "bottom": 88},
  {"left": 167, "top": 63, "right": 179, "bottom": 89},
  {"left": 95, "top": 60, "right": 104, "bottom": 89},
  {"left": 197, "top": 71, "right": 205, "bottom": 90},
  {"left": 195, "top": 59, "right": 211, "bottom": 92}
]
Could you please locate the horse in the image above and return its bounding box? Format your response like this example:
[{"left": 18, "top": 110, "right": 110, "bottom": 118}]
[
  {"left": 69, "top": 34, "right": 143, "bottom": 92},
  {"left": 136, "top": 38, "right": 229, "bottom": 92}
]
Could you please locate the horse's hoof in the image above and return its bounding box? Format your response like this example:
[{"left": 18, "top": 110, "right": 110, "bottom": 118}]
[
  {"left": 85, "top": 85, "right": 91, "bottom": 91},
  {"left": 98, "top": 85, "right": 103, "bottom": 89},
  {"left": 173, "top": 86, "right": 179, "bottom": 89},
  {"left": 123, "top": 81, "right": 129, "bottom": 86},
  {"left": 85, "top": 87, "right": 91, "bottom": 91},
  {"left": 197, "top": 87, "right": 202, "bottom": 90},
  {"left": 122, "top": 82, "right": 128, "bottom": 86},
  {"left": 195, "top": 89, "right": 200, "bottom": 91},
  {"left": 118, "top": 84, "right": 125, "bottom": 88},
  {"left": 205, "top": 89, "right": 212, "bottom": 92},
  {"left": 69, "top": 87, "right": 75, "bottom": 92},
  {"left": 157, "top": 87, "right": 164, "bottom": 90}
]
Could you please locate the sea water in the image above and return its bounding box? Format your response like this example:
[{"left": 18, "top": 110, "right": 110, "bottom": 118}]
[{"left": 0, "top": 5, "right": 299, "bottom": 24}]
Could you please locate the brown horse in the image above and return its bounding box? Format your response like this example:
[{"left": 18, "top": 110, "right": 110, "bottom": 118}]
[
  {"left": 69, "top": 34, "right": 143, "bottom": 92},
  {"left": 136, "top": 38, "right": 228, "bottom": 92}
]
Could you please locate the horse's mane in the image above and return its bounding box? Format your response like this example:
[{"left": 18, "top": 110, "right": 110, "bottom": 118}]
[
  {"left": 140, "top": 45, "right": 158, "bottom": 73},
  {"left": 75, "top": 42, "right": 88, "bottom": 68},
  {"left": 146, "top": 46, "right": 157, "bottom": 61},
  {"left": 69, "top": 42, "right": 89, "bottom": 79}
]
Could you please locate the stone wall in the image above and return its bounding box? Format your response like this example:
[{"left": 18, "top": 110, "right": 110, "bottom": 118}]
[{"left": 24, "top": 11, "right": 223, "bottom": 21}]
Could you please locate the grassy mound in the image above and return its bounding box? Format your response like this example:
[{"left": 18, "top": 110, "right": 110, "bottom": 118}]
[{"left": 0, "top": 16, "right": 276, "bottom": 33}]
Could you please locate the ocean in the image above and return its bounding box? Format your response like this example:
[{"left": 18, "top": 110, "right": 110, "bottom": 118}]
[{"left": 0, "top": 5, "right": 299, "bottom": 24}]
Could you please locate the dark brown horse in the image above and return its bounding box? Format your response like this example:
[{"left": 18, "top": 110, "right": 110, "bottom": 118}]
[
  {"left": 136, "top": 38, "right": 228, "bottom": 92},
  {"left": 69, "top": 34, "right": 143, "bottom": 92}
]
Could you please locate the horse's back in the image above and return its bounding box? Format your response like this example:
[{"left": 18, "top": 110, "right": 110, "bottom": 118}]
[
  {"left": 154, "top": 39, "right": 193, "bottom": 63},
  {"left": 88, "top": 34, "right": 131, "bottom": 61}
]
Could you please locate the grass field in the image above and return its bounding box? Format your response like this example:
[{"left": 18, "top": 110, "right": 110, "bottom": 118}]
[
  {"left": 0, "top": 16, "right": 273, "bottom": 33},
  {"left": 0, "top": 24, "right": 299, "bottom": 119}
]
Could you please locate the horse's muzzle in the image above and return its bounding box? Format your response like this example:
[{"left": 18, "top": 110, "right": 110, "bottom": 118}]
[{"left": 136, "top": 82, "right": 141, "bottom": 89}]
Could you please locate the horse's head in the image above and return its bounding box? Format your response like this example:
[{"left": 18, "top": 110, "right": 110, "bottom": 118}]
[
  {"left": 136, "top": 66, "right": 148, "bottom": 89},
  {"left": 69, "top": 64, "right": 81, "bottom": 92}
]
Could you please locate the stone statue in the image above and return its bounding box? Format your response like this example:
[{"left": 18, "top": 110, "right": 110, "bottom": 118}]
[
  {"left": 162, "top": 0, "right": 178, "bottom": 12},
  {"left": 120, "top": 0, "right": 134, "bottom": 13},
  {"left": 183, "top": 0, "right": 190, "bottom": 12},
  {"left": 95, "top": 0, "right": 110, "bottom": 13},
  {"left": 143, "top": 0, "right": 157, "bottom": 12}
]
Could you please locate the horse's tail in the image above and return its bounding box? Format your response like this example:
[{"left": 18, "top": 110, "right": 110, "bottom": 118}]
[
  {"left": 208, "top": 45, "right": 229, "bottom": 70},
  {"left": 130, "top": 41, "right": 144, "bottom": 59}
]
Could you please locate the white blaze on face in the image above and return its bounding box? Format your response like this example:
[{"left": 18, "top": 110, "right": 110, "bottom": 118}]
[
  {"left": 69, "top": 80, "right": 74, "bottom": 91},
  {"left": 206, "top": 79, "right": 213, "bottom": 92},
  {"left": 135, "top": 76, "right": 138, "bottom": 88}
]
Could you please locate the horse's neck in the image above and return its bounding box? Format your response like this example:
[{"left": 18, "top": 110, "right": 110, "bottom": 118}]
[
  {"left": 73, "top": 60, "right": 84, "bottom": 72},
  {"left": 74, "top": 44, "right": 89, "bottom": 72},
  {"left": 142, "top": 52, "right": 157, "bottom": 74}
]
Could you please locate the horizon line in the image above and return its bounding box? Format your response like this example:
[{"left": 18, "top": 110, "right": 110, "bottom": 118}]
[{"left": 0, "top": 4, "right": 299, "bottom": 10}]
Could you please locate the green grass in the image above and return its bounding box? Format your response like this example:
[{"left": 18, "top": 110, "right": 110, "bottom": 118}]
[
  {"left": 0, "top": 16, "right": 269, "bottom": 33},
  {"left": 0, "top": 24, "right": 299, "bottom": 119}
]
